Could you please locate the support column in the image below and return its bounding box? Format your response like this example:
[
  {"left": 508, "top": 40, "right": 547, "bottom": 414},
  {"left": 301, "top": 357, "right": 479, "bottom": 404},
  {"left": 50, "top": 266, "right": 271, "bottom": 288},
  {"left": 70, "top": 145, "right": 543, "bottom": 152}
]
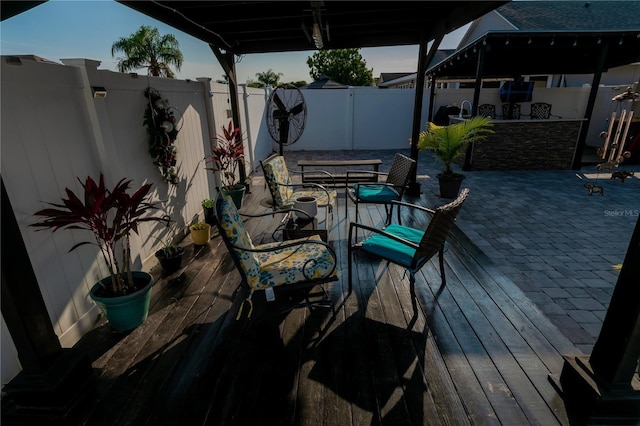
[
  {"left": 558, "top": 215, "right": 640, "bottom": 424},
  {"left": 408, "top": 30, "right": 445, "bottom": 196},
  {"left": 210, "top": 46, "right": 248, "bottom": 189},
  {"left": 572, "top": 41, "right": 608, "bottom": 170},
  {"left": 1, "top": 179, "right": 95, "bottom": 423},
  {"left": 463, "top": 44, "right": 486, "bottom": 171}
]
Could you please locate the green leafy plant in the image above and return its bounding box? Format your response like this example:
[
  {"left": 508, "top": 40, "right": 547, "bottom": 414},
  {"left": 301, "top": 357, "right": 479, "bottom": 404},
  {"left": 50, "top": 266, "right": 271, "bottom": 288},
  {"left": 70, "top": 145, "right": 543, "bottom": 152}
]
[
  {"left": 31, "top": 174, "right": 167, "bottom": 297},
  {"left": 152, "top": 219, "right": 184, "bottom": 258},
  {"left": 206, "top": 122, "right": 245, "bottom": 189},
  {"left": 189, "top": 222, "right": 209, "bottom": 231},
  {"left": 201, "top": 198, "right": 214, "bottom": 209},
  {"left": 418, "top": 115, "right": 494, "bottom": 175},
  {"left": 143, "top": 87, "right": 180, "bottom": 184}
]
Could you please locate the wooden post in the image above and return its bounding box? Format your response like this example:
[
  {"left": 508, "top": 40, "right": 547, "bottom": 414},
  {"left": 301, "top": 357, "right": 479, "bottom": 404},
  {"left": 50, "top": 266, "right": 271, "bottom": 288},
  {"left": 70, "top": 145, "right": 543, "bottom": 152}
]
[
  {"left": 462, "top": 43, "right": 486, "bottom": 171},
  {"left": 408, "top": 29, "right": 445, "bottom": 196},
  {"left": 559, "top": 215, "right": 640, "bottom": 423},
  {"left": 572, "top": 41, "right": 608, "bottom": 169},
  {"left": 210, "top": 45, "right": 248, "bottom": 188},
  {"left": 1, "top": 179, "right": 95, "bottom": 422}
]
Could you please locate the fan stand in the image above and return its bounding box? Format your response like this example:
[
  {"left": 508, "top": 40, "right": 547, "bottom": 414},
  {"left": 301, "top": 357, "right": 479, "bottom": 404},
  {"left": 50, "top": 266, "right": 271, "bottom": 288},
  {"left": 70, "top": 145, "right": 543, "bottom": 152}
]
[{"left": 267, "top": 85, "right": 307, "bottom": 157}]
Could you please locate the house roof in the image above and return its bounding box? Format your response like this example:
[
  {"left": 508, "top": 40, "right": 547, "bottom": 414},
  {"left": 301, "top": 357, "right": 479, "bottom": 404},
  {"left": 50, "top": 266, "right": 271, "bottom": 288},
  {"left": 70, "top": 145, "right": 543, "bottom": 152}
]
[
  {"left": 378, "top": 73, "right": 415, "bottom": 84},
  {"left": 115, "top": 1, "right": 507, "bottom": 55},
  {"left": 496, "top": 1, "right": 640, "bottom": 31},
  {"left": 304, "top": 75, "right": 347, "bottom": 89}
]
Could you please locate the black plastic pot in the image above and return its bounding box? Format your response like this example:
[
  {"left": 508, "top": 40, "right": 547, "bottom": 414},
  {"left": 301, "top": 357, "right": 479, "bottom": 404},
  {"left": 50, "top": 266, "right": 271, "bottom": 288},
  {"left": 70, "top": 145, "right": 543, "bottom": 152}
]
[
  {"left": 155, "top": 247, "right": 185, "bottom": 274},
  {"left": 437, "top": 173, "right": 465, "bottom": 199}
]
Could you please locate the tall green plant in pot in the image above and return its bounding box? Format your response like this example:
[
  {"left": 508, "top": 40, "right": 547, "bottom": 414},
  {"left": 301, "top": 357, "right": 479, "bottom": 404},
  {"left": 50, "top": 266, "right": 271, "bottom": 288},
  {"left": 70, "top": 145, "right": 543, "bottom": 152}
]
[
  {"left": 206, "top": 121, "right": 246, "bottom": 209},
  {"left": 418, "top": 116, "right": 494, "bottom": 198},
  {"left": 31, "top": 174, "right": 167, "bottom": 331}
]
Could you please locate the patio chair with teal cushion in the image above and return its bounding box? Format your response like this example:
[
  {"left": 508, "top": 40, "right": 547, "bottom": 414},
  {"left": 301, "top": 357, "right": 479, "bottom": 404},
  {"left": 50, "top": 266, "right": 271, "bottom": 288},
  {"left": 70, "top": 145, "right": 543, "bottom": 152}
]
[
  {"left": 347, "top": 188, "right": 469, "bottom": 297},
  {"left": 214, "top": 193, "right": 338, "bottom": 320},
  {"left": 260, "top": 154, "right": 337, "bottom": 213},
  {"left": 345, "top": 153, "right": 416, "bottom": 225}
]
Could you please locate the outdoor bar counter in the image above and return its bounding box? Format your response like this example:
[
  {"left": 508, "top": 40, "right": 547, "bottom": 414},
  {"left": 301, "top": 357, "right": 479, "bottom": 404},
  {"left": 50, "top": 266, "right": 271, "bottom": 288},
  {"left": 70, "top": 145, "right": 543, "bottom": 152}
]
[{"left": 450, "top": 116, "right": 587, "bottom": 171}]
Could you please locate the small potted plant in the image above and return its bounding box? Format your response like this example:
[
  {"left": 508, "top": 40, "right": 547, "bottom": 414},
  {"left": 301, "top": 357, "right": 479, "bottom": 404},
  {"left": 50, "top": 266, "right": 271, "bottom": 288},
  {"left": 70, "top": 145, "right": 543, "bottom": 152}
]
[
  {"left": 30, "top": 173, "right": 167, "bottom": 331},
  {"left": 152, "top": 221, "right": 185, "bottom": 275},
  {"left": 206, "top": 121, "right": 246, "bottom": 209},
  {"left": 418, "top": 115, "right": 494, "bottom": 198},
  {"left": 189, "top": 221, "right": 211, "bottom": 245},
  {"left": 201, "top": 198, "right": 215, "bottom": 226}
]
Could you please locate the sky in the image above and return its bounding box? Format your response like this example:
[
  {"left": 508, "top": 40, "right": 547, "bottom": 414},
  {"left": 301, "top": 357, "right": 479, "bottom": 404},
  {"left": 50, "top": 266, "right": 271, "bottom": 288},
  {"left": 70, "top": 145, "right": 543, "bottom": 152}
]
[{"left": 1, "top": 0, "right": 470, "bottom": 84}]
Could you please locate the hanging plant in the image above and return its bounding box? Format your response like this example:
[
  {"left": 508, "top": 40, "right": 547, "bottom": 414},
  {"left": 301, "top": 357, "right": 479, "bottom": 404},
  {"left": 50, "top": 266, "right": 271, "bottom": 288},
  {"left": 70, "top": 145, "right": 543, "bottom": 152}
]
[{"left": 143, "top": 87, "right": 181, "bottom": 184}]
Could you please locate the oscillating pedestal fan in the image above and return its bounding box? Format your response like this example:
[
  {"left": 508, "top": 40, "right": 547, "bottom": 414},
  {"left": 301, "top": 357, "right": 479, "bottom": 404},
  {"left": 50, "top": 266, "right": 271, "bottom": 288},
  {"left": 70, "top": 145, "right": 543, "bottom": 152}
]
[{"left": 266, "top": 84, "right": 307, "bottom": 155}]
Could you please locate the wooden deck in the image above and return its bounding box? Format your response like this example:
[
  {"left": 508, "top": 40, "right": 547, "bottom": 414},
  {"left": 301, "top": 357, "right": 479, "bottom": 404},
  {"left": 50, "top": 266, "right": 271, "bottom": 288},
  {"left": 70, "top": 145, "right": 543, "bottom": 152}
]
[{"left": 72, "top": 176, "right": 578, "bottom": 425}]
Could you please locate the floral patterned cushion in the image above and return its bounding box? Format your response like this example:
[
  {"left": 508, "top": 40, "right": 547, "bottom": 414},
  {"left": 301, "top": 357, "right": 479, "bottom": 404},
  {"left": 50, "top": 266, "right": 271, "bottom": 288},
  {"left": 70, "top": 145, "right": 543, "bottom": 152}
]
[
  {"left": 217, "top": 194, "right": 337, "bottom": 318},
  {"left": 217, "top": 195, "right": 260, "bottom": 287},
  {"left": 263, "top": 155, "right": 337, "bottom": 209},
  {"left": 262, "top": 156, "right": 293, "bottom": 208},
  {"left": 254, "top": 235, "right": 337, "bottom": 290}
]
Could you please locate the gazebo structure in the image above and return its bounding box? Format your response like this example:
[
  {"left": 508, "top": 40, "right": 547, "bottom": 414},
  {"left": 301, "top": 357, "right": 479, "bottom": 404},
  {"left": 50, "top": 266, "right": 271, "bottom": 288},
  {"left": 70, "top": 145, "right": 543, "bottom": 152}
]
[{"left": 425, "top": 30, "right": 640, "bottom": 170}]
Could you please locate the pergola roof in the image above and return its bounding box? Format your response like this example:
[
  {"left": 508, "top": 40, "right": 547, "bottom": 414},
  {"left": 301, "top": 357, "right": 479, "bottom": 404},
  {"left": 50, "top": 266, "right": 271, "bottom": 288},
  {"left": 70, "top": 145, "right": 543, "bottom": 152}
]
[
  {"left": 427, "top": 30, "right": 640, "bottom": 79},
  {"left": 116, "top": 1, "right": 506, "bottom": 55}
]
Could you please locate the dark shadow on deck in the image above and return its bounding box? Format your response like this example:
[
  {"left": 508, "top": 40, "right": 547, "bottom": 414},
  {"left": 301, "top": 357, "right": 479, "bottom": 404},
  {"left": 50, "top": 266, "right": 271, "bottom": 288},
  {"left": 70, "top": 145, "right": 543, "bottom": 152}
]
[{"left": 25, "top": 172, "right": 582, "bottom": 426}]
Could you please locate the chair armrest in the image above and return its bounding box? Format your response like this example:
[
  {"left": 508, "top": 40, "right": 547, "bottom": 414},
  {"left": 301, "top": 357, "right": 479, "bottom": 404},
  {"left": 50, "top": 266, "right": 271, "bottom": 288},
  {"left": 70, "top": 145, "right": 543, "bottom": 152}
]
[
  {"left": 390, "top": 200, "right": 436, "bottom": 215},
  {"left": 230, "top": 238, "right": 338, "bottom": 280},
  {"left": 290, "top": 168, "right": 336, "bottom": 186},
  {"left": 239, "top": 208, "right": 315, "bottom": 240},
  {"left": 345, "top": 169, "right": 388, "bottom": 186},
  {"left": 348, "top": 222, "right": 419, "bottom": 250},
  {"left": 268, "top": 180, "right": 334, "bottom": 206}
]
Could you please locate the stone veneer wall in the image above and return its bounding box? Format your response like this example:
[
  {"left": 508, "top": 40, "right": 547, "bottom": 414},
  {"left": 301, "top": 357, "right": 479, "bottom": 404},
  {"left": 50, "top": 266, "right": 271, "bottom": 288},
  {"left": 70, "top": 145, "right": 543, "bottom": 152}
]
[{"left": 462, "top": 120, "right": 584, "bottom": 171}]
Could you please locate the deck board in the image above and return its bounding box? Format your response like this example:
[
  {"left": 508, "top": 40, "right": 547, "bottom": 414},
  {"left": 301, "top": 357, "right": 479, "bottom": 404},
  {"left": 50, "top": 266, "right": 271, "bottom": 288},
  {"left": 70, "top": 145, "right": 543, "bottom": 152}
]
[{"left": 68, "top": 175, "right": 573, "bottom": 426}]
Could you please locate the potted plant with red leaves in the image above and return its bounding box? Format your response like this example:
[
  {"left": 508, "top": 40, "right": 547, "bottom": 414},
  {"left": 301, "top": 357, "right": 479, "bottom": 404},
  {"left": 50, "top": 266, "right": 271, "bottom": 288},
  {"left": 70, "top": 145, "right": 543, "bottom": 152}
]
[
  {"left": 31, "top": 173, "right": 167, "bottom": 331},
  {"left": 206, "top": 121, "right": 246, "bottom": 209}
]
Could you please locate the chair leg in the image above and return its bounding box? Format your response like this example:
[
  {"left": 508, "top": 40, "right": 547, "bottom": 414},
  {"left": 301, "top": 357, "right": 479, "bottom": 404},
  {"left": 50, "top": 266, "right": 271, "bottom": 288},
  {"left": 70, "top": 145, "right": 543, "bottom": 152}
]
[
  {"left": 347, "top": 245, "right": 354, "bottom": 295},
  {"left": 385, "top": 204, "right": 393, "bottom": 225},
  {"left": 409, "top": 271, "right": 418, "bottom": 319},
  {"left": 344, "top": 189, "right": 349, "bottom": 220},
  {"left": 438, "top": 248, "right": 446, "bottom": 286}
]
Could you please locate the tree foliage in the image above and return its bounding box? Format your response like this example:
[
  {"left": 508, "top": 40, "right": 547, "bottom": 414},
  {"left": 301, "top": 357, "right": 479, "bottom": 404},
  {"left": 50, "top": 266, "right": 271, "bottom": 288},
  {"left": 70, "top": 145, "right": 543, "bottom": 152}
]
[
  {"left": 111, "top": 25, "right": 183, "bottom": 78},
  {"left": 254, "top": 69, "right": 283, "bottom": 87},
  {"left": 306, "top": 48, "right": 374, "bottom": 86}
]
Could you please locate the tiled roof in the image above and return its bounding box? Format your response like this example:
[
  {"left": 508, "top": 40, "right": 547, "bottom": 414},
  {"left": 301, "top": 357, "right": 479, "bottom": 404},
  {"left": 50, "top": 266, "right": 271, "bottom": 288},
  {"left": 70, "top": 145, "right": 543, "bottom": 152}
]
[
  {"left": 378, "top": 73, "right": 414, "bottom": 83},
  {"left": 497, "top": 1, "right": 640, "bottom": 31}
]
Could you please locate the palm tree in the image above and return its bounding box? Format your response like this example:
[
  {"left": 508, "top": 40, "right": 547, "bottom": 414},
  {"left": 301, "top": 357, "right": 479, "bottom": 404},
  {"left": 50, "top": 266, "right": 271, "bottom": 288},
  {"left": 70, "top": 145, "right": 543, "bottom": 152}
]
[
  {"left": 255, "top": 69, "right": 283, "bottom": 87},
  {"left": 111, "top": 26, "right": 184, "bottom": 78}
]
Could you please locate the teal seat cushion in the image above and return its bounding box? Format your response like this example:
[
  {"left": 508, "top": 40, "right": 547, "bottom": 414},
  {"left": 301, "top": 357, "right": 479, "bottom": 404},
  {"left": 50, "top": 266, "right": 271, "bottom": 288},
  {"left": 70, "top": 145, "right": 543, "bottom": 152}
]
[
  {"left": 353, "top": 184, "right": 399, "bottom": 202},
  {"left": 361, "top": 224, "right": 425, "bottom": 268}
]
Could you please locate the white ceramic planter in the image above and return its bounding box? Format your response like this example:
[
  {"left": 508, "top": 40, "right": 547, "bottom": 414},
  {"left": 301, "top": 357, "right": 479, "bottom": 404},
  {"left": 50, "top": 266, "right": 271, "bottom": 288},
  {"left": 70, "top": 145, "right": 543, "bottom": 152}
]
[{"left": 294, "top": 196, "right": 318, "bottom": 220}]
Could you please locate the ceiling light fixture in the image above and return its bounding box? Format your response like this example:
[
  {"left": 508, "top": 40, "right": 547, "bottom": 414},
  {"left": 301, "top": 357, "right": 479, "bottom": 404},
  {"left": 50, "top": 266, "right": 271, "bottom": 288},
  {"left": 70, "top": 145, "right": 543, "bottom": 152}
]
[{"left": 312, "top": 22, "right": 323, "bottom": 49}]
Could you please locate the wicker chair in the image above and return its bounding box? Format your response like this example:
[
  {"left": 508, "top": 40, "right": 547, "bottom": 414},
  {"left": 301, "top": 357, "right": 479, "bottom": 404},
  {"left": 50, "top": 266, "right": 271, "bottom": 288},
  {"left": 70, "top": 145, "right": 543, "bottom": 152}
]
[
  {"left": 530, "top": 102, "right": 561, "bottom": 119},
  {"left": 345, "top": 153, "right": 416, "bottom": 225},
  {"left": 478, "top": 104, "right": 497, "bottom": 118},
  {"left": 213, "top": 194, "right": 338, "bottom": 320},
  {"left": 502, "top": 103, "right": 521, "bottom": 119},
  {"left": 347, "top": 188, "right": 469, "bottom": 296}
]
